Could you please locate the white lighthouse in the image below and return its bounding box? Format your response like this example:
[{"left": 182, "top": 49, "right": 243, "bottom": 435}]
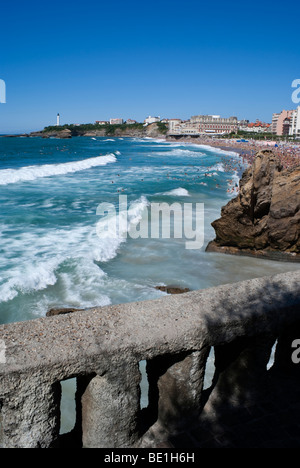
[{"left": 57, "top": 113, "right": 60, "bottom": 126}]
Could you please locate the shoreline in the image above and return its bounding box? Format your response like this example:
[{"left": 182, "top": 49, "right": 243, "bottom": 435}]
[{"left": 166, "top": 135, "right": 300, "bottom": 170}]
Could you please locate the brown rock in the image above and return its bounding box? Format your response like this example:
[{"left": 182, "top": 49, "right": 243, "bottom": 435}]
[
  {"left": 46, "top": 307, "right": 84, "bottom": 317},
  {"left": 155, "top": 285, "right": 190, "bottom": 294},
  {"left": 57, "top": 129, "right": 72, "bottom": 139},
  {"left": 206, "top": 150, "right": 300, "bottom": 261}
]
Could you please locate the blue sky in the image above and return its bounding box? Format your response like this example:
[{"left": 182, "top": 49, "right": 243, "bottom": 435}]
[{"left": 0, "top": 0, "right": 299, "bottom": 133}]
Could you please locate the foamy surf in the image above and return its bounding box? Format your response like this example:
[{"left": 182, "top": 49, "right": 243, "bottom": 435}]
[
  {"left": 95, "top": 196, "right": 149, "bottom": 262},
  {"left": 156, "top": 148, "right": 204, "bottom": 157},
  {"left": 196, "top": 144, "right": 240, "bottom": 158},
  {"left": 0, "top": 153, "right": 117, "bottom": 185},
  {"left": 160, "top": 187, "right": 190, "bottom": 197}
]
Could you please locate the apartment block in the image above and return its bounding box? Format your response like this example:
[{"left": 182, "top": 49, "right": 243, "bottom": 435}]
[
  {"left": 289, "top": 106, "right": 300, "bottom": 137},
  {"left": 271, "top": 110, "right": 294, "bottom": 135}
]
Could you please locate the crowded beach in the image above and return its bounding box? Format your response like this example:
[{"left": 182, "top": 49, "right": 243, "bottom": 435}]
[{"left": 167, "top": 136, "right": 300, "bottom": 170}]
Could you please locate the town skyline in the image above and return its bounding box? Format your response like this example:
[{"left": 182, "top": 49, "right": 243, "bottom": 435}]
[
  {"left": 2, "top": 87, "right": 299, "bottom": 136},
  {"left": 54, "top": 103, "right": 300, "bottom": 138}
]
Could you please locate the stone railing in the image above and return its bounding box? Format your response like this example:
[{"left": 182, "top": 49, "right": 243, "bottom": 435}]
[{"left": 1, "top": 270, "right": 300, "bottom": 448}]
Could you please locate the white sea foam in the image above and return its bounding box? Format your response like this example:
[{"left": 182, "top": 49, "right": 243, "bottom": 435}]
[
  {"left": 0, "top": 195, "right": 150, "bottom": 303},
  {"left": 156, "top": 148, "right": 204, "bottom": 157},
  {"left": 0, "top": 154, "right": 117, "bottom": 186},
  {"left": 160, "top": 187, "right": 190, "bottom": 197},
  {"left": 95, "top": 196, "right": 149, "bottom": 262},
  {"left": 226, "top": 169, "right": 240, "bottom": 197},
  {"left": 0, "top": 223, "right": 100, "bottom": 303},
  {"left": 210, "top": 163, "right": 225, "bottom": 172},
  {"left": 0, "top": 257, "right": 62, "bottom": 302},
  {"left": 196, "top": 144, "right": 240, "bottom": 158}
]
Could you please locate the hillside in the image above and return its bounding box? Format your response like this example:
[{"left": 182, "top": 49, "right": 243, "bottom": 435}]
[{"left": 29, "top": 122, "right": 168, "bottom": 139}]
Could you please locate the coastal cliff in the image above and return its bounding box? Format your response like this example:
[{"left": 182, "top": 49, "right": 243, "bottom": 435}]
[
  {"left": 206, "top": 150, "right": 300, "bottom": 262},
  {"left": 27, "top": 122, "right": 167, "bottom": 139}
]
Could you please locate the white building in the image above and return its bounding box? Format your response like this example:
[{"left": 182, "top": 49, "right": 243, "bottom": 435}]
[
  {"left": 245, "top": 121, "right": 271, "bottom": 133},
  {"left": 144, "top": 116, "right": 160, "bottom": 125},
  {"left": 110, "top": 118, "right": 123, "bottom": 125},
  {"left": 289, "top": 106, "right": 300, "bottom": 138},
  {"left": 164, "top": 119, "right": 182, "bottom": 132},
  {"left": 171, "top": 122, "right": 200, "bottom": 135}
]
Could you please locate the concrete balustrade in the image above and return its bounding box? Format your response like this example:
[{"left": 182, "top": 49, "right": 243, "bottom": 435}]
[{"left": 0, "top": 270, "right": 300, "bottom": 448}]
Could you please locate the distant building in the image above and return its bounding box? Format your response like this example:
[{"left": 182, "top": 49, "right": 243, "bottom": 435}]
[
  {"left": 168, "top": 119, "right": 182, "bottom": 132},
  {"left": 188, "top": 114, "right": 238, "bottom": 134},
  {"left": 161, "top": 119, "right": 182, "bottom": 132},
  {"left": 144, "top": 116, "right": 160, "bottom": 125},
  {"left": 126, "top": 119, "right": 137, "bottom": 124},
  {"left": 245, "top": 120, "right": 271, "bottom": 133},
  {"left": 289, "top": 106, "right": 300, "bottom": 137},
  {"left": 283, "top": 117, "right": 292, "bottom": 136},
  {"left": 57, "top": 113, "right": 60, "bottom": 126},
  {"left": 271, "top": 110, "right": 295, "bottom": 135},
  {"left": 271, "top": 112, "right": 280, "bottom": 134},
  {"left": 110, "top": 118, "right": 124, "bottom": 125},
  {"left": 237, "top": 120, "right": 249, "bottom": 131},
  {"left": 95, "top": 120, "right": 109, "bottom": 125},
  {"left": 172, "top": 124, "right": 201, "bottom": 135}
]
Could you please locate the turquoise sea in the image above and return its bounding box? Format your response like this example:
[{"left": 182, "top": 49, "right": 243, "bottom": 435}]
[{"left": 1, "top": 135, "right": 299, "bottom": 433}]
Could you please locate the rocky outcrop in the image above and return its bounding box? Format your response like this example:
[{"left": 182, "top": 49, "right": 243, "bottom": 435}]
[
  {"left": 206, "top": 150, "right": 300, "bottom": 261},
  {"left": 28, "top": 123, "right": 166, "bottom": 139},
  {"left": 46, "top": 307, "right": 84, "bottom": 316},
  {"left": 81, "top": 123, "right": 165, "bottom": 139},
  {"left": 155, "top": 285, "right": 190, "bottom": 294},
  {"left": 30, "top": 129, "right": 72, "bottom": 139}
]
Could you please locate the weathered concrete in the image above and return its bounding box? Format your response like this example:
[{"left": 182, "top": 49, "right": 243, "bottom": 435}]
[{"left": 0, "top": 270, "right": 300, "bottom": 448}]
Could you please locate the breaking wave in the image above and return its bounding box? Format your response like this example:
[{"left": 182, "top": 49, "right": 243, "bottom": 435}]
[
  {"left": 0, "top": 154, "right": 117, "bottom": 185},
  {"left": 160, "top": 187, "right": 190, "bottom": 197}
]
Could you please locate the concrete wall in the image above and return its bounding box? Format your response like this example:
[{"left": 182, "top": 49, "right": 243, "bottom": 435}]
[{"left": 0, "top": 270, "right": 300, "bottom": 448}]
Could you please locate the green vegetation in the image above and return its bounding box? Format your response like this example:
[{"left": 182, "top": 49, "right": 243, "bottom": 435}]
[
  {"left": 42, "top": 121, "right": 167, "bottom": 136},
  {"left": 156, "top": 121, "right": 168, "bottom": 134},
  {"left": 104, "top": 122, "right": 144, "bottom": 135},
  {"left": 219, "top": 130, "right": 296, "bottom": 142}
]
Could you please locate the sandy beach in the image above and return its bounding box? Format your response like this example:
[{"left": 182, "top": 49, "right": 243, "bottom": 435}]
[{"left": 167, "top": 136, "right": 300, "bottom": 170}]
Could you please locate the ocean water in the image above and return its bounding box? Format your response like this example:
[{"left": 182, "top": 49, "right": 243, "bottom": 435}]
[{"left": 1, "top": 136, "right": 299, "bottom": 433}]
